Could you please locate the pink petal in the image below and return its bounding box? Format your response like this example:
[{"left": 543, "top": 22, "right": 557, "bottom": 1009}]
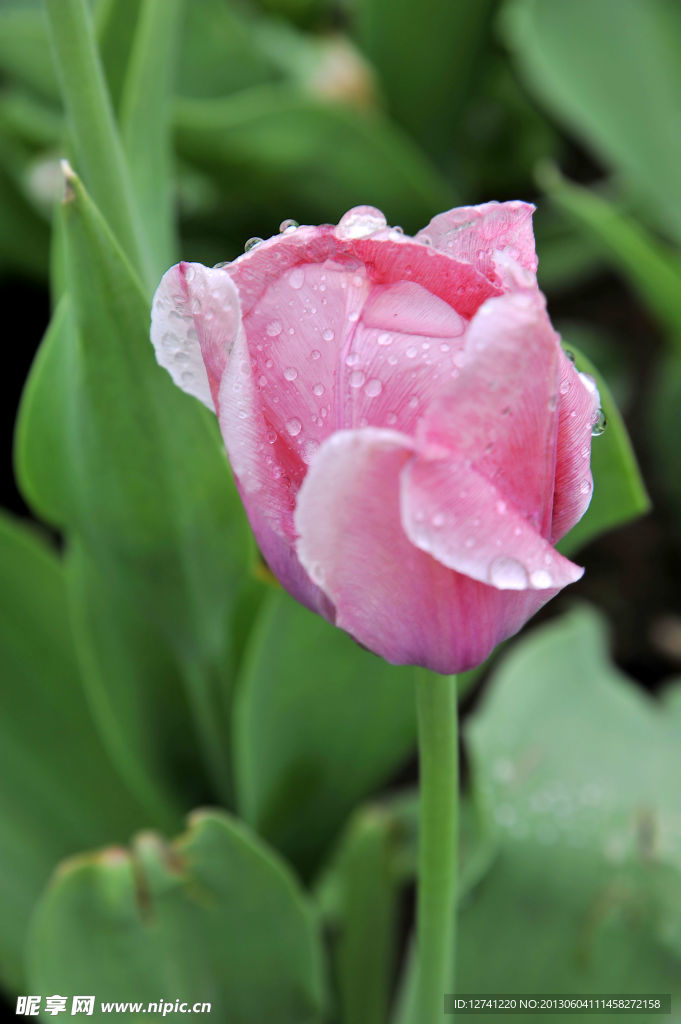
[
  {"left": 401, "top": 455, "right": 583, "bottom": 591},
  {"left": 551, "top": 354, "right": 600, "bottom": 542},
  {"left": 294, "top": 427, "right": 555, "bottom": 673},
  {"left": 419, "top": 290, "right": 562, "bottom": 535},
  {"left": 416, "top": 201, "right": 538, "bottom": 287},
  {"left": 150, "top": 261, "right": 241, "bottom": 409}
]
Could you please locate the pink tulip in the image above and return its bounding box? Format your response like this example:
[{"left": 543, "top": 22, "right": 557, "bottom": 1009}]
[{"left": 151, "top": 203, "right": 599, "bottom": 673}]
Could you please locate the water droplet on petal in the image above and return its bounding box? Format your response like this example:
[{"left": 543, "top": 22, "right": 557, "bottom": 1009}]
[
  {"left": 279, "top": 218, "right": 299, "bottom": 233},
  {"left": 592, "top": 409, "right": 607, "bottom": 436},
  {"left": 337, "top": 206, "right": 387, "bottom": 239},
  {"left": 432, "top": 512, "right": 445, "bottom": 527},
  {"left": 489, "top": 556, "right": 528, "bottom": 590},
  {"left": 286, "top": 417, "right": 302, "bottom": 437},
  {"left": 564, "top": 349, "right": 576, "bottom": 364},
  {"left": 406, "top": 345, "right": 418, "bottom": 359},
  {"left": 244, "top": 237, "right": 263, "bottom": 252},
  {"left": 284, "top": 366, "right": 298, "bottom": 381},
  {"left": 289, "top": 267, "right": 305, "bottom": 289},
  {"left": 266, "top": 320, "right": 282, "bottom": 338},
  {"left": 580, "top": 479, "right": 592, "bottom": 495},
  {"left": 213, "top": 260, "right": 231, "bottom": 269},
  {"left": 365, "top": 378, "right": 382, "bottom": 397},
  {"left": 530, "top": 568, "right": 553, "bottom": 588},
  {"left": 559, "top": 378, "right": 571, "bottom": 395},
  {"left": 349, "top": 369, "right": 366, "bottom": 389},
  {"left": 311, "top": 349, "right": 321, "bottom": 360},
  {"left": 312, "top": 383, "right": 324, "bottom": 396},
  {"left": 301, "top": 439, "right": 320, "bottom": 464},
  {"left": 377, "top": 332, "right": 392, "bottom": 346},
  {"left": 266, "top": 429, "right": 277, "bottom": 444},
  {"left": 345, "top": 352, "right": 359, "bottom": 367},
  {"left": 322, "top": 328, "right": 335, "bottom": 342}
]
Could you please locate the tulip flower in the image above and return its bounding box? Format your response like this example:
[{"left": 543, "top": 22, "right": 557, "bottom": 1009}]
[
  {"left": 151, "top": 201, "right": 600, "bottom": 1023},
  {"left": 151, "top": 202, "right": 599, "bottom": 675}
]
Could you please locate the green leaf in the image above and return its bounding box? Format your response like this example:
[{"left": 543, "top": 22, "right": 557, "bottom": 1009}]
[
  {"left": 43, "top": 0, "right": 151, "bottom": 285},
  {"left": 352, "top": 0, "right": 494, "bottom": 160},
  {"left": 15, "top": 170, "right": 259, "bottom": 802},
  {"left": 557, "top": 340, "right": 650, "bottom": 556},
  {"left": 28, "top": 810, "right": 327, "bottom": 1023},
  {"left": 459, "top": 606, "right": 681, "bottom": 1010},
  {"left": 503, "top": 0, "right": 681, "bottom": 244},
  {"left": 322, "top": 806, "right": 401, "bottom": 1024},
  {"left": 174, "top": 86, "right": 454, "bottom": 234},
  {"left": 538, "top": 165, "right": 681, "bottom": 343},
  {"left": 0, "top": 2, "right": 59, "bottom": 102},
  {"left": 0, "top": 512, "right": 153, "bottom": 993},
  {"left": 176, "top": 0, "right": 280, "bottom": 100},
  {"left": 233, "top": 590, "right": 417, "bottom": 875},
  {"left": 119, "top": 0, "right": 182, "bottom": 280},
  {"left": 65, "top": 540, "right": 205, "bottom": 822}
]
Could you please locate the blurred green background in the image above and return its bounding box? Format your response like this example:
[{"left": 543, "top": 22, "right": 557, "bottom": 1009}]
[{"left": 1, "top": 0, "right": 680, "bottom": 1021}]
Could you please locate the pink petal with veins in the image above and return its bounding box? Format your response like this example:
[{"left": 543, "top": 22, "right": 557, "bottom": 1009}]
[{"left": 295, "top": 428, "right": 554, "bottom": 673}]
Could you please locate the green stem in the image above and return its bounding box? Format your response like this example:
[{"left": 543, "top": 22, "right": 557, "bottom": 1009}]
[
  {"left": 43, "top": 0, "right": 151, "bottom": 287},
  {"left": 414, "top": 670, "right": 459, "bottom": 1022}
]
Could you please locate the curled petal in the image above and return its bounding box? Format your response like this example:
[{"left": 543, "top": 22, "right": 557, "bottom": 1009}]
[
  {"left": 419, "top": 289, "right": 562, "bottom": 534},
  {"left": 150, "top": 262, "right": 241, "bottom": 409},
  {"left": 295, "top": 428, "right": 555, "bottom": 673},
  {"left": 401, "top": 455, "right": 583, "bottom": 591},
  {"left": 416, "top": 201, "right": 538, "bottom": 287}
]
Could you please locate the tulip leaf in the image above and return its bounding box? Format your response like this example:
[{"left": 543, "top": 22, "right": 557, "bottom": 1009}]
[
  {"left": 15, "top": 169, "right": 259, "bottom": 803},
  {"left": 557, "top": 341, "right": 650, "bottom": 556},
  {"left": 352, "top": 0, "right": 494, "bottom": 160},
  {"left": 0, "top": 511, "right": 153, "bottom": 993},
  {"left": 539, "top": 166, "right": 681, "bottom": 343},
  {"left": 458, "top": 606, "right": 681, "bottom": 1006},
  {"left": 0, "top": 2, "right": 59, "bottom": 102},
  {"left": 320, "top": 806, "right": 401, "bottom": 1024},
  {"left": 28, "top": 811, "right": 327, "bottom": 1024},
  {"left": 502, "top": 0, "right": 681, "bottom": 245},
  {"left": 174, "top": 86, "right": 454, "bottom": 235},
  {"left": 119, "top": 0, "right": 182, "bottom": 281},
  {"left": 233, "top": 590, "right": 417, "bottom": 875}
]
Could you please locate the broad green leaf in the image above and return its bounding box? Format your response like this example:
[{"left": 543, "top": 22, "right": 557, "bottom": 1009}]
[
  {"left": 557, "top": 341, "right": 650, "bottom": 556},
  {"left": 14, "top": 296, "right": 73, "bottom": 523},
  {"left": 0, "top": 512, "right": 153, "bottom": 993},
  {"left": 119, "top": 0, "right": 182, "bottom": 280},
  {"left": 233, "top": 590, "right": 417, "bottom": 875},
  {"left": 503, "top": 0, "right": 681, "bottom": 244},
  {"left": 318, "top": 790, "right": 498, "bottom": 1024},
  {"left": 15, "top": 170, "right": 258, "bottom": 801},
  {"left": 174, "top": 86, "right": 454, "bottom": 234},
  {"left": 538, "top": 165, "right": 681, "bottom": 343},
  {"left": 459, "top": 606, "right": 681, "bottom": 1011},
  {"left": 66, "top": 540, "right": 206, "bottom": 821},
  {"left": 352, "top": 0, "right": 494, "bottom": 160},
  {"left": 29, "top": 811, "right": 327, "bottom": 1023}
]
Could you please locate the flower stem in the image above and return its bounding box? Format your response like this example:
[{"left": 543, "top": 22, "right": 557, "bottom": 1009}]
[{"left": 414, "top": 670, "right": 459, "bottom": 1022}]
